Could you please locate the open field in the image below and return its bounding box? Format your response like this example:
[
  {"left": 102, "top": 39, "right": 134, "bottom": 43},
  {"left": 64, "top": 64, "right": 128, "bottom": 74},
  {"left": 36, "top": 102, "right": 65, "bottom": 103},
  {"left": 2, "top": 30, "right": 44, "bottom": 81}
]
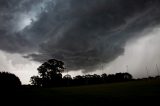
[{"left": 1, "top": 79, "right": 160, "bottom": 106}]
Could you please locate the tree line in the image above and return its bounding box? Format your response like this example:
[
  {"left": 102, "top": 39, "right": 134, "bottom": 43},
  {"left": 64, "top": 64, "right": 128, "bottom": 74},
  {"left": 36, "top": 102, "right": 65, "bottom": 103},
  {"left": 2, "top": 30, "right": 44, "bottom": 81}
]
[
  {"left": 1, "top": 58, "right": 159, "bottom": 88},
  {"left": 30, "top": 59, "right": 133, "bottom": 87}
]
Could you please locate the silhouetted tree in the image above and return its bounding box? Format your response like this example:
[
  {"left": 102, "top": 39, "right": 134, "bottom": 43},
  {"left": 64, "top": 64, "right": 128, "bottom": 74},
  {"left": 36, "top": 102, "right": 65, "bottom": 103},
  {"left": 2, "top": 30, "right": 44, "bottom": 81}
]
[
  {"left": 115, "top": 72, "right": 133, "bottom": 81},
  {"left": 31, "top": 59, "right": 65, "bottom": 87},
  {"left": 105, "top": 72, "right": 133, "bottom": 83},
  {"left": 63, "top": 74, "right": 72, "bottom": 86},
  {"left": 92, "top": 74, "right": 101, "bottom": 84},
  {"left": 73, "top": 75, "right": 85, "bottom": 85},
  {"left": 101, "top": 73, "right": 107, "bottom": 82},
  {"left": 63, "top": 74, "right": 72, "bottom": 80},
  {"left": 0, "top": 72, "right": 21, "bottom": 88},
  {"left": 83, "top": 74, "right": 101, "bottom": 84},
  {"left": 101, "top": 73, "right": 107, "bottom": 78},
  {"left": 123, "top": 73, "right": 133, "bottom": 80},
  {"left": 30, "top": 76, "right": 42, "bottom": 87}
]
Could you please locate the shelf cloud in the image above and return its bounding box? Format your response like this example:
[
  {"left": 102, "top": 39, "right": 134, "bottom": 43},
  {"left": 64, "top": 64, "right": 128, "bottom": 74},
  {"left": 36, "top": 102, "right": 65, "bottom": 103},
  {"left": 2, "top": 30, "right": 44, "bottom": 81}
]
[{"left": 1, "top": 0, "right": 160, "bottom": 81}]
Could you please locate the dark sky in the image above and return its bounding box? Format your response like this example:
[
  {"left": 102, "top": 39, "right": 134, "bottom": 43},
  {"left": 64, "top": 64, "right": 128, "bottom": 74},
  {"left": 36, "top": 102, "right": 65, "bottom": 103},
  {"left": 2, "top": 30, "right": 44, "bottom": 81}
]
[{"left": 1, "top": 0, "right": 160, "bottom": 83}]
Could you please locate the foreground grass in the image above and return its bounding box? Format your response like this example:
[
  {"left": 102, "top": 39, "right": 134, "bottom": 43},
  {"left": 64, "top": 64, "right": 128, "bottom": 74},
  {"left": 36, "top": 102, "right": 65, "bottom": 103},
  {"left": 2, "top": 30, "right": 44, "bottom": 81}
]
[{"left": 1, "top": 79, "right": 160, "bottom": 105}]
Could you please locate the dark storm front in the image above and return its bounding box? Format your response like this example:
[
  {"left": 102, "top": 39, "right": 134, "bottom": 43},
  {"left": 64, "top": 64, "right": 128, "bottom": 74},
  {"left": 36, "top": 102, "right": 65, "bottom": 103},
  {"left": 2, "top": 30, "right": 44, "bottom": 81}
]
[{"left": 1, "top": 0, "right": 160, "bottom": 76}]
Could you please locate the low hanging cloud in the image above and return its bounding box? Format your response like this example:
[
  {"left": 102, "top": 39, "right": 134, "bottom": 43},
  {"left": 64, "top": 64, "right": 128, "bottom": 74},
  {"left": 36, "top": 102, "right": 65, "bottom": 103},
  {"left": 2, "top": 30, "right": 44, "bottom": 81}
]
[{"left": 1, "top": 0, "right": 160, "bottom": 74}]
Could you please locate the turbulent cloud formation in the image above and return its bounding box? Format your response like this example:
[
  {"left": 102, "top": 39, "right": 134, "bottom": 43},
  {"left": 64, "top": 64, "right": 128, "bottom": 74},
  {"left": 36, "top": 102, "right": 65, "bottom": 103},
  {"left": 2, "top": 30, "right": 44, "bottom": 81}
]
[{"left": 1, "top": 0, "right": 160, "bottom": 74}]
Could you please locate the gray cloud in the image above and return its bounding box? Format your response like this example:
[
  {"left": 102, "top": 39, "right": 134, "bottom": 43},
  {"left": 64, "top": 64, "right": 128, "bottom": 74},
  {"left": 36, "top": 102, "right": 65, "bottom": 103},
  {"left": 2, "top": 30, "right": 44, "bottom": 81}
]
[
  {"left": 1, "top": 0, "right": 160, "bottom": 73},
  {"left": 0, "top": 0, "right": 51, "bottom": 53}
]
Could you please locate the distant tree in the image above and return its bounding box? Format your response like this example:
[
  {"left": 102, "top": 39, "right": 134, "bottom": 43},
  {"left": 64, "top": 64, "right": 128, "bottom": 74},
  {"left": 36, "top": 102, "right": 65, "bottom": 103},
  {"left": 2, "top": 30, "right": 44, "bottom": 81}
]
[
  {"left": 92, "top": 74, "right": 101, "bottom": 83},
  {"left": 30, "top": 76, "right": 41, "bottom": 87},
  {"left": 101, "top": 73, "right": 107, "bottom": 78},
  {"left": 114, "top": 72, "right": 133, "bottom": 82},
  {"left": 83, "top": 74, "right": 101, "bottom": 84},
  {"left": 101, "top": 73, "right": 107, "bottom": 83},
  {"left": 31, "top": 59, "right": 65, "bottom": 87},
  {"left": 73, "top": 75, "right": 85, "bottom": 85},
  {"left": 63, "top": 74, "right": 72, "bottom": 86},
  {"left": 63, "top": 74, "right": 72, "bottom": 80},
  {"left": 123, "top": 73, "right": 133, "bottom": 80},
  {"left": 0, "top": 72, "right": 21, "bottom": 88}
]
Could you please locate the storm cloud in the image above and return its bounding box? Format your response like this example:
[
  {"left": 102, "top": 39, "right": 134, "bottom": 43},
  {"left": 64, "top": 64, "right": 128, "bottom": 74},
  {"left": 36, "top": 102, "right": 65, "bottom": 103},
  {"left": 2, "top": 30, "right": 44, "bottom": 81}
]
[{"left": 1, "top": 0, "right": 160, "bottom": 73}]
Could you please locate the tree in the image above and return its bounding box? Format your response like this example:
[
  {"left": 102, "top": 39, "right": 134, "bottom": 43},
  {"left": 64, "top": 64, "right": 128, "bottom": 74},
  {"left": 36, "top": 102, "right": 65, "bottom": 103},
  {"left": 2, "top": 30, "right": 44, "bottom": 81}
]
[
  {"left": 63, "top": 74, "right": 72, "bottom": 80},
  {"left": 30, "top": 76, "right": 41, "bottom": 87},
  {"left": 31, "top": 59, "right": 65, "bottom": 87},
  {"left": 123, "top": 73, "right": 133, "bottom": 80},
  {"left": 63, "top": 74, "right": 72, "bottom": 86},
  {"left": 0, "top": 72, "right": 21, "bottom": 88}
]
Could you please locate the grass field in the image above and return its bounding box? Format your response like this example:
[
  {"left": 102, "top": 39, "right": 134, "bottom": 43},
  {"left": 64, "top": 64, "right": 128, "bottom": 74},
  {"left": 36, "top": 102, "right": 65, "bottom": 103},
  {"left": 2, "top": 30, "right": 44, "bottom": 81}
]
[{"left": 1, "top": 79, "right": 160, "bottom": 106}]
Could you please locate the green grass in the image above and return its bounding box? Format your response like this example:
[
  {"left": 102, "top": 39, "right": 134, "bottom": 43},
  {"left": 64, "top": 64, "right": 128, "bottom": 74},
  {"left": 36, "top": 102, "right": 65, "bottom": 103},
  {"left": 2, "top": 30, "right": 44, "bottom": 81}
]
[{"left": 2, "top": 79, "right": 160, "bottom": 106}]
